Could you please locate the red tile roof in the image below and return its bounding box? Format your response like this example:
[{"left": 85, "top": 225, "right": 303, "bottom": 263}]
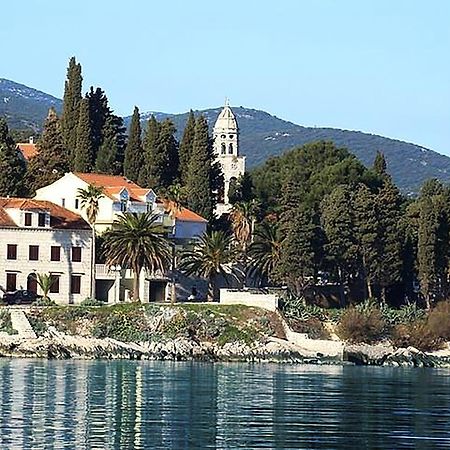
[
  {"left": 0, "top": 198, "right": 90, "bottom": 230},
  {"left": 17, "top": 143, "right": 38, "bottom": 160},
  {"left": 175, "top": 207, "right": 208, "bottom": 223}
]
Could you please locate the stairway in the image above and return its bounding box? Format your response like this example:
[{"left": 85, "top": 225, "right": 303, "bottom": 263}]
[{"left": 9, "top": 310, "right": 37, "bottom": 339}]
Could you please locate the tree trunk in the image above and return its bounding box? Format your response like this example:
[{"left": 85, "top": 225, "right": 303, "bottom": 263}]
[
  {"left": 367, "top": 281, "right": 373, "bottom": 299},
  {"left": 132, "top": 264, "right": 141, "bottom": 302},
  {"left": 381, "top": 286, "right": 387, "bottom": 306},
  {"left": 208, "top": 275, "right": 216, "bottom": 302}
]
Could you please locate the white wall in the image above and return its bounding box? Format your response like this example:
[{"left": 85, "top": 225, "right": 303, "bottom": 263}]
[
  {"left": 0, "top": 227, "right": 93, "bottom": 304},
  {"left": 219, "top": 289, "right": 279, "bottom": 312},
  {"left": 173, "top": 220, "right": 207, "bottom": 240}
]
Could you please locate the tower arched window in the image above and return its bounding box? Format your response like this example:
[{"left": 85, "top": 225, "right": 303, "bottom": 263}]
[
  {"left": 221, "top": 143, "right": 226, "bottom": 154},
  {"left": 228, "top": 143, "right": 233, "bottom": 154}
]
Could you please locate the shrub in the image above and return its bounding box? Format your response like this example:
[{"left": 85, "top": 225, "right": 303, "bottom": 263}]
[
  {"left": 288, "top": 318, "right": 330, "bottom": 340},
  {"left": 392, "top": 322, "right": 443, "bottom": 352},
  {"left": 0, "top": 310, "right": 17, "bottom": 335},
  {"left": 427, "top": 301, "right": 450, "bottom": 340},
  {"left": 336, "top": 306, "right": 385, "bottom": 343},
  {"left": 81, "top": 298, "right": 105, "bottom": 307},
  {"left": 32, "top": 297, "right": 56, "bottom": 307},
  {"left": 281, "top": 298, "right": 327, "bottom": 321},
  {"left": 27, "top": 315, "right": 48, "bottom": 337}
]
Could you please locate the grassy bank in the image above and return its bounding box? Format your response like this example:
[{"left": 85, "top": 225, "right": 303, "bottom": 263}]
[{"left": 27, "top": 303, "right": 285, "bottom": 346}]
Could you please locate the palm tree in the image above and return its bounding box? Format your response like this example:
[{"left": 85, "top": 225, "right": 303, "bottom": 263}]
[
  {"left": 102, "top": 212, "right": 171, "bottom": 301},
  {"left": 77, "top": 184, "right": 104, "bottom": 299},
  {"left": 247, "top": 221, "right": 282, "bottom": 286},
  {"left": 178, "top": 230, "right": 238, "bottom": 302},
  {"left": 229, "top": 200, "right": 259, "bottom": 252},
  {"left": 35, "top": 273, "right": 57, "bottom": 301}
]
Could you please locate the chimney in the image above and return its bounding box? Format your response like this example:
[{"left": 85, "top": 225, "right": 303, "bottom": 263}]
[{"left": 29, "top": 136, "right": 34, "bottom": 144}]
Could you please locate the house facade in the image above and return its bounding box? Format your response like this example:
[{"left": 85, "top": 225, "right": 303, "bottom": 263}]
[
  {"left": 35, "top": 172, "right": 208, "bottom": 303},
  {"left": 0, "top": 198, "right": 93, "bottom": 304}
]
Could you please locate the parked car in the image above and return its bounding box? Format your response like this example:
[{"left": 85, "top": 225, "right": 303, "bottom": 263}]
[{"left": 3, "top": 290, "right": 42, "bottom": 306}]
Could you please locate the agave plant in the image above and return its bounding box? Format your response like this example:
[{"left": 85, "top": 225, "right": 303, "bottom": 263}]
[{"left": 35, "top": 273, "right": 57, "bottom": 301}]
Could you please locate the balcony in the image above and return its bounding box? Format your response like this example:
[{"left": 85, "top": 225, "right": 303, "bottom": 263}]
[{"left": 95, "top": 264, "right": 118, "bottom": 279}]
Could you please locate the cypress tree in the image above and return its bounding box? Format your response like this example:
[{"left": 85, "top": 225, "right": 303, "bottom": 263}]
[
  {"left": 86, "top": 86, "right": 109, "bottom": 161},
  {"left": 0, "top": 118, "right": 26, "bottom": 196},
  {"left": 139, "top": 115, "right": 160, "bottom": 186},
  {"left": 61, "top": 56, "right": 82, "bottom": 165},
  {"left": 26, "top": 108, "right": 70, "bottom": 192},
  {"left": 373, "top": 151, "right": 387, "bottom": 177},
  {"left": 185, "top": 115, "right": 215, "bottom": 221},
  {"left": 74, "top": 98, "right": 94, "bottom": 172},
  {"left": 144, "top": 119, "right": 179, "bottom": 189},
  {"left": 123, "top": 106, "right": 143, "bottom": 183},
  {"left": 179, "top": 110, "right": 196, "bottom": 185},
  {"left": 95, "top": 114, "right": 121, "bottom": 174}
]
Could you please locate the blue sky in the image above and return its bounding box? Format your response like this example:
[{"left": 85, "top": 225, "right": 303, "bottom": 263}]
[{"left": 2, "top": 0, "right": 449, "bottom": 155}]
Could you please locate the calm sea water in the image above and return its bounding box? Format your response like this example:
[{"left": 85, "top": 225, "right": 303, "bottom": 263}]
[{"left": 0, "top": 360, "right": 449, "bottom": 449}]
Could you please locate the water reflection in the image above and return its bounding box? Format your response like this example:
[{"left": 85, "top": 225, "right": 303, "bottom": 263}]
[{"left": 0, "top": 360, "right": 449, "bottom": 449}]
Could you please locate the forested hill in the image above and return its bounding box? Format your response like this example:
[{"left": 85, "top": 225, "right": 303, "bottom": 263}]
[
  {"left": 134, "top": 107, "right": 450, "bottom": 195},
  {"left": 1, "top": 77, "right": 449, "bottom": 194}
]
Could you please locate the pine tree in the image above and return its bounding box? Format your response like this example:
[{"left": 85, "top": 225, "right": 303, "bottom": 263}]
[
  {"left": 86, "top": 86, "right": 109, "bottom": 161},
  {"left": 74, "top": 98, "right": 94, "bottom": 172},
  {"left": 144, "top": 119, "right": 179, "bottom": 189},
  {"left": 95, "top": 114, "right": 121, "bottom": 174},
  {"left": 26, "top": 108, "right": 70, "bottom": 193},
  {"left": 0, "top": 118, "right": 26, "bottom": 196},
  {"left": 373, "top": 151, "right": 387, "bottom": 177},
  {"left": 61, "top": 56, "right": 82, "bottom": 165},
  {"left": 123, "top": 106, "right": 143, "bottom": 183},
  {"left": 179, "top": 110, "right": 196, "bottom": 185},
  {"left": 139, "top": 115, "right": 160, "bottom": 186},
  {"left": 185, "top": 115, "right": 215, "bottom": 221}
]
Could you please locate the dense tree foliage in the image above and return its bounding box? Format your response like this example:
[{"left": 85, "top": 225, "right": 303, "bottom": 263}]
[
  {"left": 0, "top": 118, "right": 26, "bottom": 196},
  {"left": 123, "top": 106, "right": 143, "bottom": 182},
  {"left": 74, "top": 98, "right": 94, "bottom": 172},
  {"left": 26, "top": 108, "right": 70, "bottom": 193},
  {"left": 178, "top": 110, "right": 196, "bottom": 185}
]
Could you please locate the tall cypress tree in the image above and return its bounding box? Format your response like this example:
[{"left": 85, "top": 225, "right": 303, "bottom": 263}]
[
  {"left": 95, "top": 114, "right": 121, "bottom": 175},
  {"left": 373, "top": 151, "right": 387, "bottom": 177},
  {"left": 26, "top": 108, "right": 70, "bottom": 192},
  {"left": 185, "top": 115, "right": 215, "bottom": 221},
  {"left": 86, "top": 86, "right": 109, "bottom": 161},
  {"left": 139, "top": 115, "right": 160, "bottom": 186},
  {"left": 144, "top": 119, "right": 179, "bottom": 189},
  {"left": 74, "top": 98, "right": 94, "bottom": 172},
  {"left": 61, "top": 56, "right": 82, "bottom": 165},
  {"left": 0, "top": 118, "right": 26, "bottom": 196},
  {"left": 123, "top": 106, "right": 143, "bottom": 182},
  {"left": 179, "top": 110, "right": 196, "bottom": 185}
]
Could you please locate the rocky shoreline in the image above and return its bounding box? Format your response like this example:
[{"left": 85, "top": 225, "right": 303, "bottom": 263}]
[{"left": 1, "top": 326, "right": 450, "bottom": 367}]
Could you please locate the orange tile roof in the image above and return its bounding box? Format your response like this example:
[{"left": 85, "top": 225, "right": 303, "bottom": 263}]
[
  {"left": 0, "top": 198, "right": 90, "bottom": 230},
  {"left": 74, "top": 172, "right": 150, "bottom": 201},
  {"left": 175, "top": 207, "right": 208, "bottom": 223},
  {"left": 17, "top": 143, "right": 38, "bottom": 160}
]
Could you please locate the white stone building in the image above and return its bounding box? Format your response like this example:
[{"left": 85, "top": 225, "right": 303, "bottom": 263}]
[
  {"left": 35, "top": 172, "right": 208, "bottom": 303},
  {"left": 0, "top": 198, "right": 92, "bottom": 304},
  {"left": 213, "top": 102, "right": 246, "bottom": 215}
]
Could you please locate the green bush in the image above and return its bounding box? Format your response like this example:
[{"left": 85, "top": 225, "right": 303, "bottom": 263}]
[
  {"left": 0, "top": 310, "right": 17, "bottom": 335},
  {"left": 288, "top": 318, "right": 330, "bottom": 340},
  {"left": 427, "top": 301, "right": 450, "bottom": 340},
  {"left": 32, "top": 297, "right": 56, "bottom": 307},
  {"left": 281, "top": 298, "right": 327, "bottom": 321},
  {"left": 27, "top": 315, "right": 48, "bottom": 337},
  {"left": 80, "top": 298, "right": 105, "bottom": 307},
  {"left": 336, "top": 306, "right": 385, "bottom": 343}
]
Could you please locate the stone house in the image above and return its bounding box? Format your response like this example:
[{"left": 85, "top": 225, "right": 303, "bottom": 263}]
[{"left": 0, "top": 198, "right": 92, "bottom": 304}]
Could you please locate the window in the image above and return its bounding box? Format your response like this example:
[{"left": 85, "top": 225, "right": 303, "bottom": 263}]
[
  {"left": 24, "top": 213, "right": 32, "bottom": 227},
  {"left": 51, "top": 246, "right": 61, "bottom": 262},
  {"left": 38, "top": 213, "right": 46, "bottom": 227},
  {"left": 27, "top": 274, "right": 37, "bottom": 293},
  {"left": 221, "top": 143, "right": 226, "bottom": 155},
  {"left": 228, "top": 143, "right": 233, "bottom": 154},
  {"left": 75, "top": 199, "right": 79, "bottom": 209},
  {"left": 6, "top": 273, "right": 16, "bottom": 292},
  {"left": 7, "top": 244, "right": 17, "bottom": 260},
  {"left": 120, "top": 201, "right": 127, "bottom": 212},
  {"left": 72, "top": 246, "right": 82, "bottom": 262},
  {"left": 61, "top": 198, "right": 66, "bottom": 207},
  {"left": 49, "top": 275, "right": 60, "bottom": 294},
  {"left": 29, "top": 245, "right": 39, "bottom": 261},
  {"left": 70, "top": 275, "right": 81, "bottom": 294}
]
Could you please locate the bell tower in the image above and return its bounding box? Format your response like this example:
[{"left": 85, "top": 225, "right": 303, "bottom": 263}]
[{"left": 213, "top": 100, "right": 246, "bottom": 215}]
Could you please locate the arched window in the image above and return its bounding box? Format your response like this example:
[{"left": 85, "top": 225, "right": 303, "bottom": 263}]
[
  {"left": 228, "top": 143, "right": 233, "bottom": 154},
  {"left": 221, "top": 143, "right": 226, "bottom": 154},
  {"left": 27, "top": 273, "right": 37, "bottom": 294}
]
